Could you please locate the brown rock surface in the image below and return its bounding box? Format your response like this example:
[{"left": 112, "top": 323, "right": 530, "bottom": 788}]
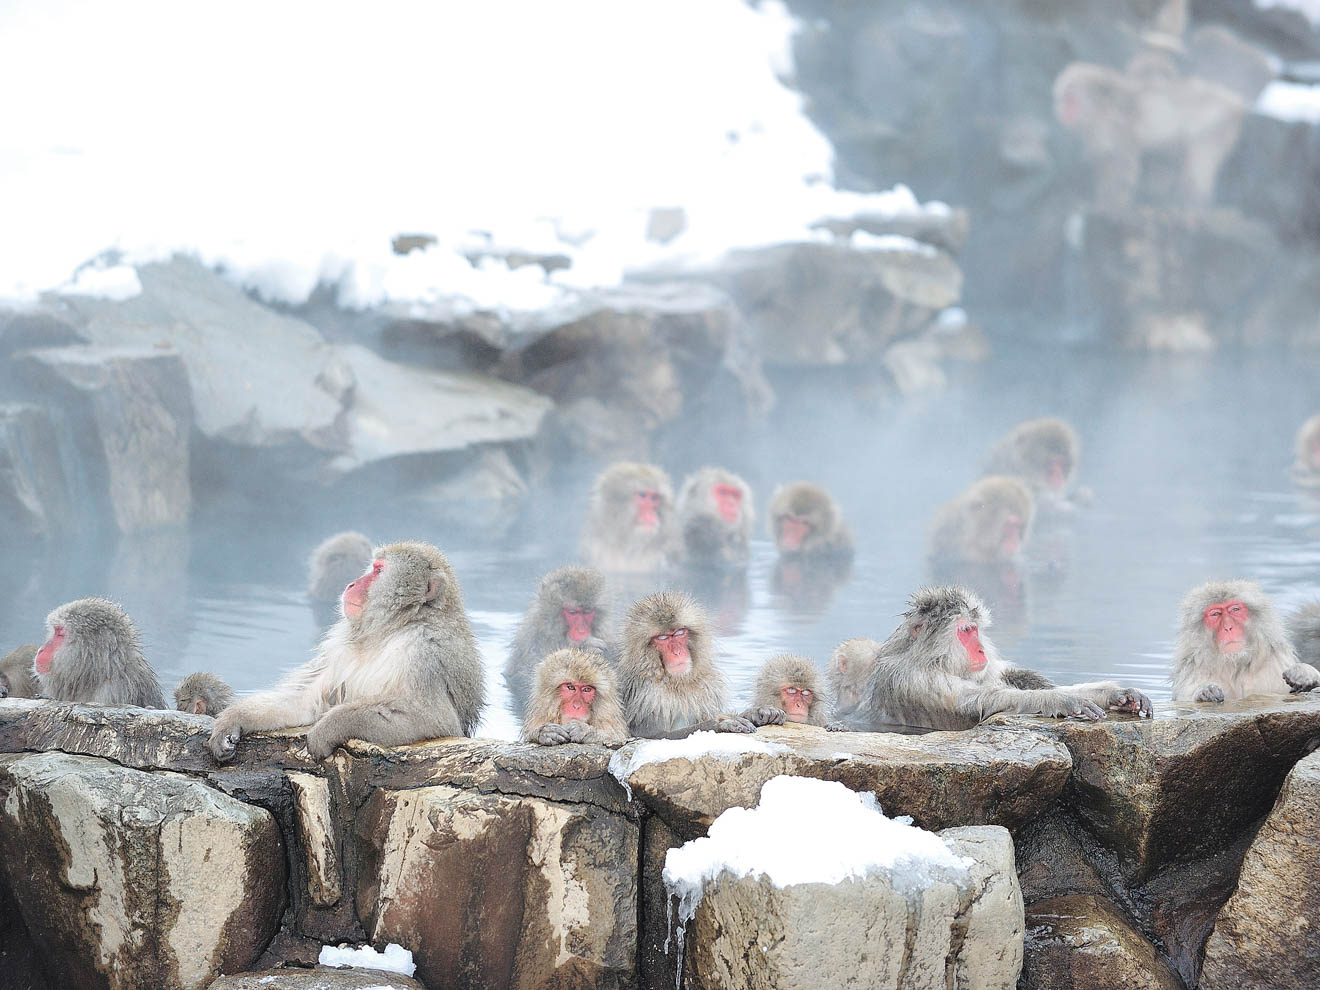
[
  {"left": 1021, "top": 894, "right": 1183, "bottom": 990},
  {"left": 209, "top": 967, "right": 425, "bottom": 989}
]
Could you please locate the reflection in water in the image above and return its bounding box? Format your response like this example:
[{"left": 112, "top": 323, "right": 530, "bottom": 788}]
[{"left": 3, "top": 346, "right": 1320, "bottom": 739}]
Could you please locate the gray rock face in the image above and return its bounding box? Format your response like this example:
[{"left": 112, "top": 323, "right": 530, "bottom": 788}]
[
  {"left": 0, "top": 751, "right": 285, "bottom": 990},
  {"left": 209, "top": 967, "right": 425, "bottom": 990},
  {"left": 1021, "top": 894, "right": 1184, "bottom": 990},
  {"left": 682, "top": 825, "right": 1021, "bottom": 990},
  {"left": 1200, "top": 749, "right": 1320, "bottom": 990},
  {"left": 0, "top": 402, "right": 74, "bottom": 539}
]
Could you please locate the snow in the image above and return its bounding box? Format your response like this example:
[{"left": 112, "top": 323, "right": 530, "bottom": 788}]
[
  {"left": 56, "top": 262, "right": 143, "bottom": 301},
  {"left": 1256, "top": 0, "right": 1320, "bottom": 28},
  {"left": 1257, "top": 80, "right": 1320, "bottom": 124},
  {"left": 0, "top": 0, "right": 949, "bottom": 308},
  {"left": 607, "top": 730, "right": 791, "bottom": 791},
  {"left": 318, "top": 942, "right": 417, "bottom": 977}
]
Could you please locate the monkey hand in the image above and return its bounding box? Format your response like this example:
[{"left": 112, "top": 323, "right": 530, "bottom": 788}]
[
  {"left": 1106, "top": 688, "right": 1154, "bottom": 717},
  {"left": 1042, "top": 694, "right": 1105, "bottom": 720},
  {"left": 533, "top": 723, "right": 576, "bottom": 746},
  {"left": 713, "top": 714, "right": 756, "bottom": 734},
  {"left": 1194, "top": 683, "right": 1226, "bottom": 703},
  {"left": 305, "top": 720, "right": 346, "bottom": 760},
  {"left": 209, "top": 716, "right": 242, "bottom": 763},
  {"left": 825, "top": 720, "right": 852, "bottom": 732},
  {"left": 1283, "top": 664, "right": 1320, "bottom": 693},
  {"left": 741, "top": 706, "right": 786, "bottom": 727}
]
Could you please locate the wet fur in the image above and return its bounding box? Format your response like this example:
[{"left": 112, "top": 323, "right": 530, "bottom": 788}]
[
  {"left": 828, "top": 638, "right": 879, "bottom": 717},
  {"left": 37, "top": 598, "right": 165, "bottom": 708},
  {"left": 982, "top": 417, "right": 1079, "bottom": 496},
  {"left": 767, "top": 481, "right": 854, "bottom": 558},
  {"left": 581, "top": 461, "right": 676, "bottom": 572},
  {"left": 928, "top": 476, "right": 1035, "bottom": 564},
  {"left": 1291, "top": 413, "right": 1320, "bottom": 488},
  {"left": 174, "top": 672, "right": 236, "bottom": 716},
  {"left": 1288, "top": 600, "right": 1320, "bottom": 669},
  {"left": 307, "top": 531, "right": 374, "bottom": 602},
  {"left": 676, "top": 466, "right": 754, "bottom": 568},
  {"left": 619, "top": 590, "right": 728, "bottom": 737},
  {"left": 753, "top": 653, "right": 827, "bottom": 726},
  {"left": 522, "top": 648, "right": 629, "bottom": 745}
]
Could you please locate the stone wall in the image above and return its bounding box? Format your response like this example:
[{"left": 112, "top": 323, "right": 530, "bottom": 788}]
[{"left": 1, "top": 695, "right": 1319, "bottom": 989}]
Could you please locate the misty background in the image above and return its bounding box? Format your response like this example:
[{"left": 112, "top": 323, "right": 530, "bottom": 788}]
[{"left": 3, "top": 0, "right": 1320, "bottom": 737}]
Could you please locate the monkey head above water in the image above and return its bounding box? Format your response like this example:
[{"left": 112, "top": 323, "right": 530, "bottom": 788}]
[
  {"left": 210, "top": 540, "right": 485, "bottom": 762},
  {"left": 676, "top": 466, "right": 755, "bottom": 568},
  {"left": 1291, "top": 413, "right": 1320, "bottom": 489},
  {"left": 1171, "top": 579, "right": 1320, "bottom": 703},
  {"left": 581, "top": 461, "right": 676, "bottom": 573},
  {"left": 982, "top": 417, "right": 1090, "bottom": 509},
  {"left": 928, "top": 476, "right": 1035, "bottom": 565},
  {"left": 174, "top": 672, "right": 235, "bottom": 717},
  {"left": 767, "top": 481, "right": 854, "bottom": 559},
  {"left": 752, "top": 654, "right": 827, "bottom": 726},
  {"left": 34, "top": 598, "right": 166, "bottom": 708},
  {"left": 862, "top": 585, "right": 1152, "bottom": 732},
  {"left": 521, "top": 648, "right": 629, "bottom": 746},
  {"left": 0, "top": 644, "right": 39, "bottom": 699}
]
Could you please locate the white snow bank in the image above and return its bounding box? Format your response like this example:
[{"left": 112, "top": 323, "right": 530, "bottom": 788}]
[
  {"left": 1257, "top": 80, "right": 1320, "bottom": 124},
  {"left": 1257, "top": 0, "right": 1320, "bottom": 28},
  {"left": 55, "top": 262, "right": 143, "bottom": 301},
  {"left": 608, "top": 730, "right": 790, "bottom": 787},
  {"left": 318, "top": 942, "right": 417, "bottom": 977}
]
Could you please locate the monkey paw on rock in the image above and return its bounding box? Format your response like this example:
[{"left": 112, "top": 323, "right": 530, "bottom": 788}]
[
  {"left": 1284, "top": 664, "right": 1320, "bottom": 693},
  {"left": 741, "top": 706, "right": 786, "bottom": 727},
  {"left": 1194, "top": 683, "right": 1226, "bottom": 703},
  {"left": 534, "top": 721, "right": 589, "bottom": 746},
  {"left": 1043, "top": 694, "right": 1105, "bottom": 720},
  {"left": 713, "top": 714, "right": 756, "bottom": 734},
  {"left": 1106, "top": 688, "right": 1154, "bottom": 717},
  {"left": 209, "top": 720, "right": 241, "bottom": 763}
]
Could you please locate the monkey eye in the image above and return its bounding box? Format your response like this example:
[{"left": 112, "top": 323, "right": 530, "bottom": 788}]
[
  {"left": 581, "top": 685, "right": 596, "bottom": 697},
  {"left": 784, "top": 687, "right": 813, "bottom": 699},
  {"left": 565, "top": 607, "right": 583, "bottom": 617},
  {"left": 1228, "top": 605, "right": 1243, "bottom": 614},
  {"left": 1207, "top": 609, "right": 1222, "bottom": 619}
]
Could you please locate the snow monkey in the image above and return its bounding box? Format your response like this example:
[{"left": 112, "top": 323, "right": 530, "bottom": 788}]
[
  {"left": 1170, "top": 579, "right": 1320, "bottom": 703},
  {"left": 753, "top": 654, "right": 827, "bottom": 726},
  {"left": 863, "top": 586, "right": 1152, "bottom": 731},
  {"left": 676, "top": 466, "right": 754, "bottom": 568},
  {"left": 581, "top": 461, "right": 676, "bottom": 573},
  {"left": 210, "top": 541, "right": 485, "bottom": 762},
  {"left": 1288, "top": 600, "right": 1320, "bottom": 670},
  {"left": 33, "top": 599, "right": 165, "bottom": 708},
  {"left": 766, "top": 481, "right": 854, "bottom": 559},
  {"left": 828, "top": 638, "right": 878, "bottom": 718},
  {"left": 982, "top": 417, "right": 1086, "bottom": 507},
  {"left": 521, "top": 648, "right": 629, "bottom": 746},
  {"left": 619, "top": 590, "right": 782, "bottom": 738},
  {"left": 307, "top": 530, "right": 374, "bottom": 602},
  {"left": 1291, "top": 413, "right": 1320, "bottom": 489},
  {"left": 504, "top": 565, "right": 610, "bottom": 720},
  {"left": 174, "top": 672, "right": 236, "bottom": 716},
  {"left": 928, "top": 476, "right": 1035, "bottom": 564},
  {"left": 0, "top": 645, "right": 39, "bottom": 699}
]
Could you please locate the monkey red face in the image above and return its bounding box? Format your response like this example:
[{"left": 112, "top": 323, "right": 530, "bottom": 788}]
[
  {"left": 634, "top": 490, "right": 661, "bottom": 530},
  {"left": 651, "top": 627, "right": 691, "bottom": 675},
  {"left": 1203, "top": 600, "right": 1248, "bottom": 652},
  {"left": 1047, "top": 456, "right": 1068, "bottom": 490},
  {"left": 778, "top": 514, "right": 811, "bottom": 551},
  {"left": 343, "top": 558, "right": 384, "bottom": 617},
  {"left": 712, "top": 484, "right": 743, "bottom": 524},
  {"left": 562, "top": 607, "right": 595, "bottom": 644},
  {"left": 558, "top": 680, "right": 596, "bottom": 723},
  {"left": 35, "top": 624, "right": 65, "bottom": 675},
  {"left": 779, "top": 684, "right": 812, "bottom": 722},
  {"left": 957, "top": 621, "right": 987, "bottom": 672},
  {"left": 1001, "top": 515, "right": 1023, "bottom": 555}
]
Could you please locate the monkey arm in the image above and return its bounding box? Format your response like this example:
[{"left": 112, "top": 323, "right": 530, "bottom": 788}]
[
  {"left": 959, "top": 685, "right": 1105, "bottom": 723},
  {"left": 1283, "top": 663, "right": 1320, "bottom": 693},
  {"left": 1063, "top": 680, "right": 1154, "bottom": 716},
  {"left": 208, "top": 683, "right": 325, "bottom": 762},
  {"left": 1001, "top": 667, "right": 1055, "bottom": 691},
  {"left": 305, "top": 695, "right": 461, "bottom": 759},
  {"left": 740, "top": 706, "right": 786, "bottom": 727}
]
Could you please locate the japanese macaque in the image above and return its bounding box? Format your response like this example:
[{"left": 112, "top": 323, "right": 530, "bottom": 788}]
[
  {"left": 982, "top": 417, "right": 1090, "bottom": 508},
  {"left": 581, "top": 462, "right": 676, "bottom": 573},
  {"left": 619, "top": 590, "right": 780, "bottom": 738},
  {"left": 210, "top": 541, "right": 485, "bottom": 762},
  {"left": 1053, "top": 52, "right": 1247, "bottom": 207},
  {"left": 0, "top": 645, "right": 39, "bottom": 699},
  {"left": 34, "top": 598, "right": 166, "bottom": 708},
  {"left": 521, "top": 648, "right": 629, "bottom": 746},
  {"left": 504, "top": 566, "right": 610, "bottom": 720},
  {"left": 753, "top": 654, "right": 826, "bottom": 726},
  {"left": 1170, "top": 580, "right": 1320, "bottom": 703},
  {"left": 767, "top": 481, "right": 854, "bottom": 559},
  {"left": 1290, "top": 413, "right": 1320, "bottom": 489},
  {"left": 828, "top": 638, "right": 879, "bottom": 718},
  {"left": 1288, "top": 600, "right": 1320, "bottom": 670},
  {"left": 174, "top": 672, "right": 235, "bottom": 716},
  {"left": 676, "top": 467, "right": 754, "bottom": 568},
  {"left": 307, "top": 531, "right": 374, "bottom": 602},
  {"left": 929, "top": 476, "right": 1035, "bottom": 564},
  {"left": 863, "top": 586, "right": 1152, "bottom": 731}
]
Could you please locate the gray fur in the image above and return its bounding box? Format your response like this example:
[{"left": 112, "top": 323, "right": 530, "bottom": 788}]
[
  {"left": 1170, "top": 579, "right": 1320, "bottom": 702},
  {"left": 767, "top": 481, "right": 854, "bottom": 558},
  {"left": 982, "top": 417, "right": 1080, "bottom": 500},
  {"left": 828, "top": 638, "right": 879, "bottom": 717},
  {"left": 863, "top": 586, "right": 1150, "bottom": 730},
  {"left": 521, "top": 647, "right": 629, "bottom": 746},
  {"left": 504, "top": 566, "right": 609, "bottom": 720},
  {"left": 36, "top": 598, "right": 165, "bottom": 708},
  {"left": 1291, "top": 413, "right": 1320, "bottom": 487},
  {"left": 676, "top": 466, "right": 754, "bottom": 568},
  {"left": 0, "top": 644, "right": 39, "bottom": 699},
  {"left": 753, "top": 653, "right": 827, "bottom": 726},
  {"left": 928, "top": 476, "right": 1035, "bottom": 564},
  {"left": 1288, "top": 600, "right": 1320, "bottom": 669},
  {"left": 174, "top": 672, "right": 236, "bottom": 716},
  {"left": 580, "top": 462, "right": 676, "bottom": 572},
  {"left": 307, "top": 530, "right": 373, "bottom": 602},
  {"left": 210, "top": 540, "right": 486, "bottom": 762}
]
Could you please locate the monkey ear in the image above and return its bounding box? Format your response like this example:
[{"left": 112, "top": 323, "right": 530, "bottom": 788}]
[
  {"left": 192, "top": 699, "right": 206, "bottom": 715},
  {"left": 910, "top": 621, "right": 925, "bottom": 640},
  {"left": 424, "top": 569, "right": 446, "bottom": 602}
]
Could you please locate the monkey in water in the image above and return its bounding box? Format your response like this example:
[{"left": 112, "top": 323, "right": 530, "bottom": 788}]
[
  {"left": 767, "top": 481, "right": 854, "bottom": 559},
  {"left": 619, "top": 590, "right": 782, "bottom": 738},
  {"left": 581, "top": 462, "right": 676, "bottom": 572},
  {"left": 675, "top": 466, "right": 754, "bottom": 569},
  {"left": 1171, "top": 579, "right": 1320, "bottom": 703},
  {"left": 0, "top": 645, "right": 39, "bottom": 699},
  {"left": 982, "top": 417, "right": 1090, "bottom": 510},
  {"left": 522, "top": 648, "right": 629, "bottom": 746},
  {"left": 1288, "top": 600, "right": 1320, "bottom": 671},
  {"left": 863, "top": 586, "right": 1152, "bottom": 731},
  {"left": 307, "top": 530, "right": 374, "bottom": 602},
  {"left": 752, "top": 654, "right": 828, "bottom": 726},
  {"left": 504, "top": 565, "right": 610, "bottom": 720},
  {"left": 32, "top": 598, "right": 166, "bottom": 708},
  {"left": 928, "top": 476, "right": 1035, "bottom": 565},
  {"left": 174, "top": 672, "right": 236, "bottom": 716},
  {"left": 1290, "top": 413, "right": 1320, "bottom": 490},
  {"left": 210, "top": 541, "right": 486, "bottom": 762}
]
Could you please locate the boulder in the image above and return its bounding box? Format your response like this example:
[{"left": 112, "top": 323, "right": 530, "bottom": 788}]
[
  {"left": 610, "top": 722, "right": 1071, "bottom": 837},
  {"left": 354, "top": 784, "right": 638, "bottom": 990},
  {"left": 1034, "top": 694, "right": 1320, "bottom": 882},
  {"left": 209, "top": 967, "right": 425, "bottom": 990},
  {"left": 1021, "top": 894, "right": 1183, "bottom": 990},
  {"left": 681, "top": 825, "right": 1021, "bottom": 990},
  {"left": 0, "top": 751, "right": 285, "bottom": 990},
  {"left": 0, "top": 402, "right": 74, "bottom": 539},
  {"left": 16, "top": 345, "right": 192, "bottom": 532},
  {"left": 1200, "top": 749, "right": 1320, "bottom": 990}
]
